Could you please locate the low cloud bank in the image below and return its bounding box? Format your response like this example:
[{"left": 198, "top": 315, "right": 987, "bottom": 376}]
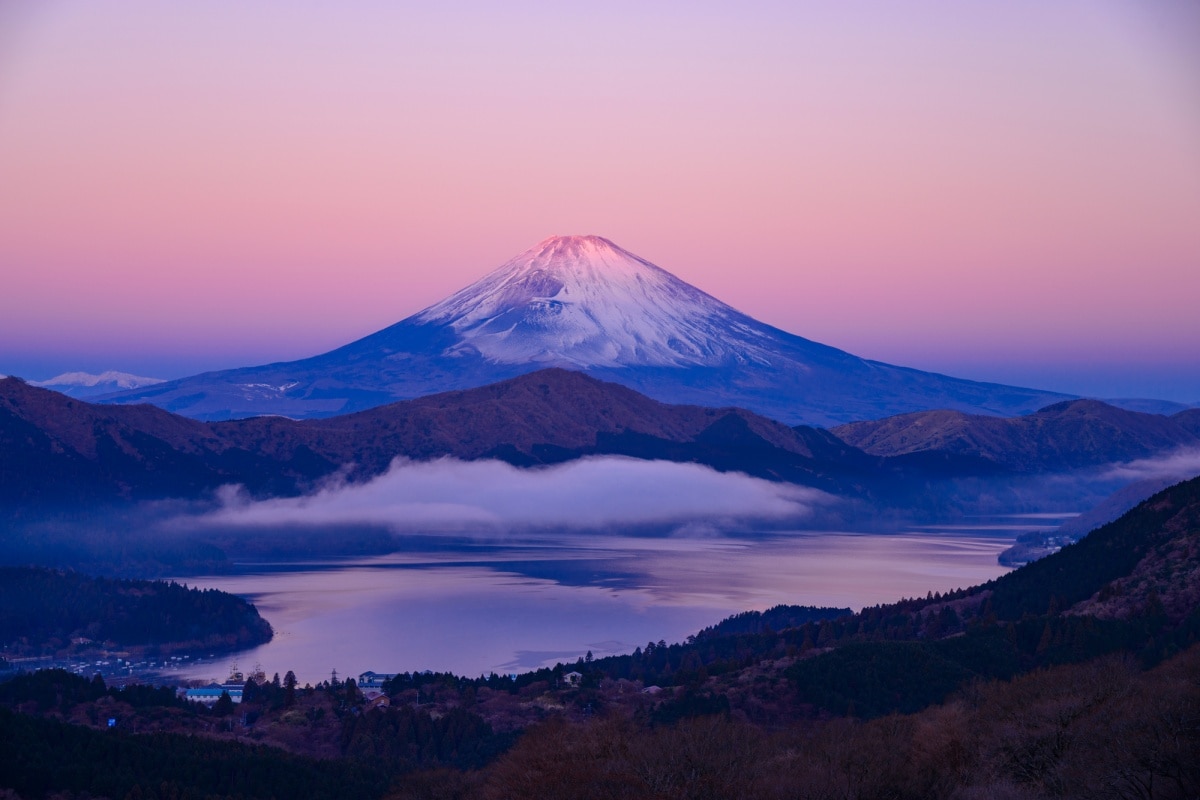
[
  {"left": 1100, "top": 448, "right": 1200, "bottom": 483},
  {"left": 198, "top": 456, "right": 832, "bottom": 533}
]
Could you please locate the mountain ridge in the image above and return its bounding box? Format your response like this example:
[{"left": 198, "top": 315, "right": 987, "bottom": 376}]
[
  {"left": 6, "top": 371, "right": 1199, "bottom": 541},
  {"left": 0, "top": 370, "right": 872, "bottom": 512}
]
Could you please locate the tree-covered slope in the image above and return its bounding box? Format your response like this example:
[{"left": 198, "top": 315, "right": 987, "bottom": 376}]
[
  {"left": 0, "top": 567, "right": 272, "bottom": 655},
  {"left": 982, "top": 473, "right": 1200, "bottom": 621}
]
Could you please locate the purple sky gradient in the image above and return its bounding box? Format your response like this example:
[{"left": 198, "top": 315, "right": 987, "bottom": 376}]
[{"left": 1, "top": 1, "right": 1198, "bottom": 401}]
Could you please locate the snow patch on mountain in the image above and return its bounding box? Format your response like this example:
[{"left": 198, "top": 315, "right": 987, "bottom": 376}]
[{"left": 416, "top": 235, "right": 780, "bottom": 369}]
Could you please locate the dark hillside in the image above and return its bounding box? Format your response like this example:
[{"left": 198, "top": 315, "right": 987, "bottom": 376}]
[
  {"left": 0, "top": 707, "right": 387, "bottom": 800},
  {"left": 477, "top": 646, "right": 1200, "bottom": 800},
  {"left": 982, "top": 473, "right": 1200, "bottom": 621},
  {"left": 0, "top": 376, "right": 334, "bottom": 507},
  {"left": 0, "top": 567, "right": 272, "bottom": 655},
  {"left": 1173, "top": 406, "right": 1200, "bottom": 437}
]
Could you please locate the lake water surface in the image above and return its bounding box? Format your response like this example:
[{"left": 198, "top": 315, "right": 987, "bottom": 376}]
[{"left": 171, "top": 522, "right": 1051, "bottom": 685}]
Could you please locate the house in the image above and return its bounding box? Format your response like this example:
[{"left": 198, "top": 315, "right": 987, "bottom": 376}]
[
  {"left": 563, "top": 671, "right": 583, "bottom": 687},
  {"left": 183, "top": 684, "right": 243, "bottom": 705},
  {"left": 357, "top": 671, "right": 398, "bottom": 691}
]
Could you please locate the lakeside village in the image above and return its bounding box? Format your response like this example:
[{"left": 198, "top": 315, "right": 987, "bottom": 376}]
[
  {"left": 1, "top": 650, "right": 268, "bottom": 693},
  {"left": 181, "top": 666, "right": 402, "bottom": 708},
  {"left": 179, "top": 667, "right": 591, "bottom": 708},
  {"left": 0, "top": 651, "right": 386, "bottom": 703},
  {"left": 1, "top": 653, "right": 595, "bottom": 710}
]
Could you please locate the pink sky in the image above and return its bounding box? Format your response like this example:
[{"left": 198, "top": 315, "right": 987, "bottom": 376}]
[{"left": 1, "top": 1, "right": 1198, "bottom": 400}]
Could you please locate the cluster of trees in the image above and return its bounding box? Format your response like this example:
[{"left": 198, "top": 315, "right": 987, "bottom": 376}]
[
  {"left": 0, "top": 566, "right": 272, "bottom": 653},
  {"left": 692, "top": 604, "right": 850, "bottom": 637},
  {"left": 784, "top": 603, "right": 1200, "bottom": 718},
  {"left": 238, "top": 669, "right": 299, "bottom": 710},
  {"left": 0, "top": 668, "right": 190, "bottom": 714},
  {"left": 341, "top": 705, "right": 514, "bottom": 773}
]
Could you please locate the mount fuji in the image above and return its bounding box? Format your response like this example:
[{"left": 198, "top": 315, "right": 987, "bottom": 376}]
[{"left": 104, "top": 235, "right": 1070, "bottom": 425}]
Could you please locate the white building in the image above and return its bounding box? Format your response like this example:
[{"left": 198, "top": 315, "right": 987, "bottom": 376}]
[
  {"left": 357, "top": 671, "right": 398, "bottom": 691},
  {"left": 183, "top": 684, "right": 243, "bottom": 705}
]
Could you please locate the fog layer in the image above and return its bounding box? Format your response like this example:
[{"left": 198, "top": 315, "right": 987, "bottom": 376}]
[{"left": 197, "top": 456, "right": 832, "bottom": 533}]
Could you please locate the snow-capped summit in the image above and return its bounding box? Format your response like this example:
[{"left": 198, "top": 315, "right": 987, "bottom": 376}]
[
  {"left": 416, "top": 235, "right": 773, "bottom": 369},
  {"left": 101, "top": 236, "right": 1072, "bottom": 424},
  {"left": 33, "top": 371, "right": 164, "bottom": 398}
]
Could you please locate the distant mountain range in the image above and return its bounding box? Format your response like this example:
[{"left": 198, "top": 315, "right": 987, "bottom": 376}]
[
  {"left": 100, "top": 235, "right": 1072, "bottom": 425},
  {"left": 834, "top": 400, "right": 1200, "bottom": 472},
  {"left": 1101, "top": 398, "right": 1198, "bottom": 416},
  {"left": 31, "top": 371, "right": 163, "bottom": 398},
  {"left": 4, "top": 370, "right": 1198, "bottom": 523}
]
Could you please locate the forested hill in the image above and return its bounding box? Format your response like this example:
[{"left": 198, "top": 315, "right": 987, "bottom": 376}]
[
  {"left": 696, "top": 604, "right": 850, "bottom": 637},
  {"left": 0, "top": 567, "right": 272, "bottom": 656},
  {"left": 980, "top": 471, "right": 1200, "bottom": 621}
]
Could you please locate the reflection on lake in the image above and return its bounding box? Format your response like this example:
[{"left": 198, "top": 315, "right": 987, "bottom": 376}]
[{"left": 173, "top": 523, "right": 1048, "bottom": 684}]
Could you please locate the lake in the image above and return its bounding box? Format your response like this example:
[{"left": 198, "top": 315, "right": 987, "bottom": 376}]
[{"left": 169, "top": 521, "right": 1055, "bottom": 685}]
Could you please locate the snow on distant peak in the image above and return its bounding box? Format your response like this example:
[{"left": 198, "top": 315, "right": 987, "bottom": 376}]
[
  {"left": 33, "top": 371, "right": 165, "bottom": 391},
  {"left": 415, "top": 235, "right": 777, "bottom": 369}
]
